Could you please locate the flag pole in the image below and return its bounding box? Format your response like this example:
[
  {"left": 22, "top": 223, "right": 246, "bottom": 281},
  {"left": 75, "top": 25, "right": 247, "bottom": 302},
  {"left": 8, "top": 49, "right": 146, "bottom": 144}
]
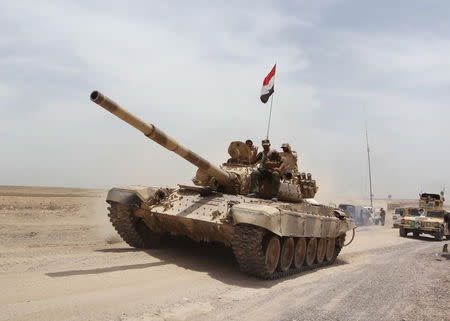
[
  {"left": 266, "top": 94, "right": 274, "bottom": 139},
  {"left": 364, "top": 113, "right": 374, "bottom": 209},
  {"left": 265, "top": 63, "right": 276, "bottom": 139}
]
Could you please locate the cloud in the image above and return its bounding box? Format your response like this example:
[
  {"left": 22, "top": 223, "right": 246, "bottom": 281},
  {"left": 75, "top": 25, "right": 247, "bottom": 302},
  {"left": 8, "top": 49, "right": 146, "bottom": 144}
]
[{"left": 1, "top": 1, "right": 449, "bottom": 200}]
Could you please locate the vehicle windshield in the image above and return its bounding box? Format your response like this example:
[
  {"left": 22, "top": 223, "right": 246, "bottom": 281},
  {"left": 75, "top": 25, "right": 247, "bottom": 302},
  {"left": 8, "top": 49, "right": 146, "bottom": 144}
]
[
  {"left": 427, "top": 211, "right": 444, "bottom": 218},
  {"left": 395, "top": 208, "right": 404, "bottom": 215},
  {"left": 339, "top": 205, "right": 354, "bottom": 213},
  {"left": 408, "top": 209, "right": 421, "bottom": 216}
]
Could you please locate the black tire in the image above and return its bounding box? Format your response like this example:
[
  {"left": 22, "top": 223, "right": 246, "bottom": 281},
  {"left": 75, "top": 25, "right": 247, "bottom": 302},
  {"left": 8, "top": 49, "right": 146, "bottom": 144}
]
[
  {"left": 434, "top": 228, "right": 444, "bottom": 241},
  {"left": 446, "top": 235, "right": 450, "bottom": 240},
  {"left": 399, "top": 228, "right": 407, "bottom": 237},
  {"left": 108, "top": 202, "right": 162, "bottom": 248},
  {"left": 413, "top": 231, "right": 419, "bottom": 238}
]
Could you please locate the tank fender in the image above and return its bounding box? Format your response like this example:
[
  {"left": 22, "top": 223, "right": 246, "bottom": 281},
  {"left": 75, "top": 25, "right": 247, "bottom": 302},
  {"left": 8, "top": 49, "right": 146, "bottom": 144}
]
[
  {"left": 231, "top": 203, "right": 282, "bottom": 236},
  {"left": 106, "top": 185, "right": 167, "bottom": 206}
]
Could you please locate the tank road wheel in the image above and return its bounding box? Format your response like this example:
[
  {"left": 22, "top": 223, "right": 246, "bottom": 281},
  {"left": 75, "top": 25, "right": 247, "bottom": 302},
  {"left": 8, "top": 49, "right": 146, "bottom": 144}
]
[
  {"left": 316, "top": 238, "right": 326, "bottom": 264},
  {"left": 413, "top": 231, "right": 420, "bottom": 238},
  {"left": 399, "top": 228, "right": 407, "bottom": 237},
  {"left": 232, "top": 225, "right": 282, "bottom": 278},
  {"left": 325, "top": 237, "right": 336, "bottom": 262},
  {"left": 108, "top": 202, "right": 161, "bottom": 248},
  {"left": 265, "top": 236, "right": 281, "bottom": 274},
  {"left": 278, "top": 237, "right": 294, "bottom": 272},
  {"left": 305, "top": 238, "right": 317, "bottom": 267},
  {"left": 293, "top": 238, "right": 307, "bottom": 268},
  {"left": 323, "top": 234, "right": 345, "bottom": 265}
]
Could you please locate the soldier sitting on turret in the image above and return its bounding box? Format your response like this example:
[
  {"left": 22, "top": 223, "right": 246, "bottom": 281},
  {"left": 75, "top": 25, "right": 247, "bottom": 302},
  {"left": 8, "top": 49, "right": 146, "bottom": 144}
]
[
  {"left": 278, "top": 143, "right": 298, "bottom": 180},
  {"left": 245, "top": 139, "right": 258, "bottom": 164},
  {"left": 247, "top": 139, "right": 284, "bottom": 201}
]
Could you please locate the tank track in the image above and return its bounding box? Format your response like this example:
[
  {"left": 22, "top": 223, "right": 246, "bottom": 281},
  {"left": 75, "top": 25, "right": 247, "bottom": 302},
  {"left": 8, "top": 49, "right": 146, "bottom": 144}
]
[
  {"left": 108, "top": 202, "right": 161, "bottom": 248},
  {"left": 232, "top": 225, "right": 345, "bottom": 279}
]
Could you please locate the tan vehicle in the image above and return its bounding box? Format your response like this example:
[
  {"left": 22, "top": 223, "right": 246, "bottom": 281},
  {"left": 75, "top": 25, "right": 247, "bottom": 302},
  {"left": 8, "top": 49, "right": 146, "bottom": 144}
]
[
  {"left": 392, "top": 207, "right": 421, "bottom": 228},
  {"left": 90, "top": 91, "right": 355, "bottom": 279},
  {"left": 398, "top": 193, "right": 450, "bottom": 241},
  {"left": 419, "top": 192, "right": 444, "bottom": 210}
]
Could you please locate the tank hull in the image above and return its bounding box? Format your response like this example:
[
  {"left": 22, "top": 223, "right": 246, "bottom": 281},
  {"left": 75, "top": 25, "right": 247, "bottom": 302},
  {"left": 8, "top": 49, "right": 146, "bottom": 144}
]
[{"left": 106, "top": 185, "right": 355, "bottom": 278}]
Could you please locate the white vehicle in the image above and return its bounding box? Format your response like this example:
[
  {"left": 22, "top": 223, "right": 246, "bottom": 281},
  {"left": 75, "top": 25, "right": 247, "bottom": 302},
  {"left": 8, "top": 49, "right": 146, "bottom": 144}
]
[{"left": 364, "top": 206, "right": 381, "bottom": 225}]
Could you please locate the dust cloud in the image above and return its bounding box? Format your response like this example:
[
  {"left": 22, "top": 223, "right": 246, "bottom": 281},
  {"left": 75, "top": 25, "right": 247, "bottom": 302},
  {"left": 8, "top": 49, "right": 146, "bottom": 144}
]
[{"left": 85, "top": 191, "right": 122, "bottom": 245}]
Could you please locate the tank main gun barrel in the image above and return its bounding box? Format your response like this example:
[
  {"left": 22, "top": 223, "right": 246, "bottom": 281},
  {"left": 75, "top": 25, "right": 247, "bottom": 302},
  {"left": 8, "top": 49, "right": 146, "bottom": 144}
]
[{"left": 90, "top": 91, "right": 231, "bottom": 186}]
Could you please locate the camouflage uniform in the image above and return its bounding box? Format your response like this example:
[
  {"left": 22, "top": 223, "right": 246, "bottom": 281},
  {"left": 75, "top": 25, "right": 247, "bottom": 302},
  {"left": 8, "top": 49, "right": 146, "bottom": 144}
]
[
  {"left": 279, "top": 143, "right": 298, "bottom": 179},
  {"left": 249, "top": 140, "right": 283, "bottom": 199},
  {"left": 245, "top": 139, "right": 259, "bottom": 164},
  {"left": 380, "top": 208, "right": 386, "bottom": 226}
]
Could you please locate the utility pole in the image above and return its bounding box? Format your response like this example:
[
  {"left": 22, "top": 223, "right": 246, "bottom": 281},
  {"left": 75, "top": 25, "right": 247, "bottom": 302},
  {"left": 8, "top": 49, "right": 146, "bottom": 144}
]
[{"left": 365, "top": 120, "right": 373, "bottom": 209}]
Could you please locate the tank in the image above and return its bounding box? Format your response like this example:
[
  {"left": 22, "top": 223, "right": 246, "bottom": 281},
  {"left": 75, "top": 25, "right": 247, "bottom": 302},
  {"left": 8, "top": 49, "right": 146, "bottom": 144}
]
[{"left": 90, "top": 91, "right": 356, "bottom": 279}]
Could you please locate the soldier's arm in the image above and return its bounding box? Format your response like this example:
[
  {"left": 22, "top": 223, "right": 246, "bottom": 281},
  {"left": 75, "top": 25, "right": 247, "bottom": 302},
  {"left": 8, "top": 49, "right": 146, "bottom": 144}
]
[
  {"left": 273, "top": 152, "right": 285, "bottom": 172},
  {"left": 253, "top": 152, "right": 263, "bottom": 164},
  {"left": 278, "top": 154, "right": 288, "bottom": 171}
]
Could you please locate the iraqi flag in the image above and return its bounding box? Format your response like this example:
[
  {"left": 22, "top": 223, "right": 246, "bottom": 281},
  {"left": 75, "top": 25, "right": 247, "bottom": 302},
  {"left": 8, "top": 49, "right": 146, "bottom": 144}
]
[{"left": 260, "top": 64, "right": 276, "bottom": 103}]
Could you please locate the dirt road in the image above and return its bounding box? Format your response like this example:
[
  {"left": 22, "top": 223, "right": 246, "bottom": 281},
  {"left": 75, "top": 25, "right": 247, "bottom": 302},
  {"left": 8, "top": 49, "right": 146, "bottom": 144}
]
[{"left": 0, "top": 187, "right": 448, "bottom": 321}]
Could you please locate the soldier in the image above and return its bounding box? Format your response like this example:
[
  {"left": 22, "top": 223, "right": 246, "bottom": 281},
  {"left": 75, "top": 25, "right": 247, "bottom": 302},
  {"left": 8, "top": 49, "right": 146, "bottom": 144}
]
[
  {"left": 380, "top": 208, "right": 386, "bottom": 226},
  {"left": 311, "top": 178, "right": 318, "bottom": 196},
  {"left": 305, "top": 173, "right": 313, "bottom": 198},
  {"left": 300, "top": 172, "right": 307, "bottom": 181},
  {"left": 245, "top": 139, "right": 258, "bottom": 164},
  {"left": 299, "top": 172, "right": 307, "bottom": 198},
  {"left": 247, "top": 139, "right": 284, "bottom": 201},
  {"left": 278, "top": 143, "right": 298, "bottom": 180}
]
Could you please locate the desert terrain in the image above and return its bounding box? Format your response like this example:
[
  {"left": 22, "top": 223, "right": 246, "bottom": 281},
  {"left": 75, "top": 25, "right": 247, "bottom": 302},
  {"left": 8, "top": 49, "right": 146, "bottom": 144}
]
[{"left": 0, "top": 186, "right": 448, "bottom": 321}]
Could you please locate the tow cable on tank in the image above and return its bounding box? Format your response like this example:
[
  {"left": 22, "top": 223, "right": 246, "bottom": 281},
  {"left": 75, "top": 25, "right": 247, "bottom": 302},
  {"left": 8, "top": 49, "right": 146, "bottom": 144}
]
[{"left": 344, "top": 227, "right": 356, "bottom": 246}]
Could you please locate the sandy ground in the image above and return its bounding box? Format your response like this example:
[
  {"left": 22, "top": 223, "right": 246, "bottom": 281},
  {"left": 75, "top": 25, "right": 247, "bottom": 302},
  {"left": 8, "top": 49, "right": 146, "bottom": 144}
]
[{"left": 0, "top": 186, "right": 449, "bottom": 321}]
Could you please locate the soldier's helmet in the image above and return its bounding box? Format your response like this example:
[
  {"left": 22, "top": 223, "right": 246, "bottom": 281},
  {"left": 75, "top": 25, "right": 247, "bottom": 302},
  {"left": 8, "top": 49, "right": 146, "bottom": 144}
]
[
  {"left": 307, "top": 173, "right": 312, "bottom": 179},
  {"left": 245, "top": 139, "right": 253, "bottom": 146},
  {"left": 281, "top": 143, "right": 291, "bottom": 151},
  {"left": 262, "top": 139, "right": 270, "bottom": 146}
]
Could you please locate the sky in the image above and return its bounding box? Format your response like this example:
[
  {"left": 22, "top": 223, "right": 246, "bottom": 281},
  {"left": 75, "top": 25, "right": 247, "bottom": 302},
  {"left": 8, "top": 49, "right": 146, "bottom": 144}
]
[{"left": 1, "top": 0, "right": 449, "bottom": 201}]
